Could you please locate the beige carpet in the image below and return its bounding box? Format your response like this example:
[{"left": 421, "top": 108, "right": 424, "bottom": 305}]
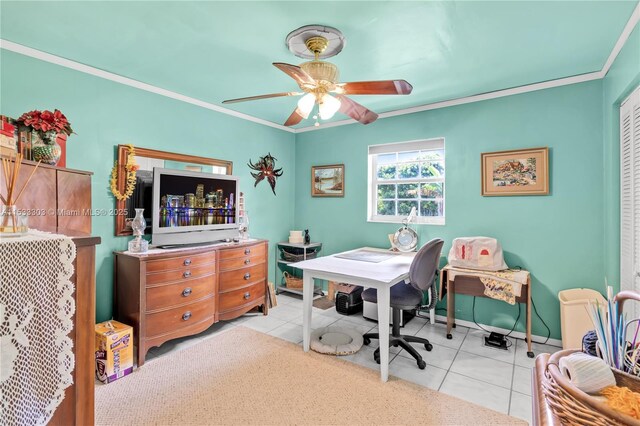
[{"left": 95, "top": 326, "right": 525, "bottom": 425}]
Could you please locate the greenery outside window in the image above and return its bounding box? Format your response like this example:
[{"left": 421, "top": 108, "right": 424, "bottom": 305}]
[{"left": 368, "top": 138, "right": 445, "bottom": 225}]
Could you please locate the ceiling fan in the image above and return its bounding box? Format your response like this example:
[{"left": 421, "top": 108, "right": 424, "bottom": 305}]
[{"left": 222, "top": 25, "right": 413, "bottom": 127}]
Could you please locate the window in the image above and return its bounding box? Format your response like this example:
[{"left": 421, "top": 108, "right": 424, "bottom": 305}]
[{"left": 368, "top": 138, "right": 445, "bottom": 225}]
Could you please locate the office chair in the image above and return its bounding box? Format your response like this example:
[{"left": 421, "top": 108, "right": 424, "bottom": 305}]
[{"left": 362, "top": 238, "right": 444, "bottom": 369}]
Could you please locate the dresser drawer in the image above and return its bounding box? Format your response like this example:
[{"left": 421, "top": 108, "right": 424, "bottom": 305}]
[
  {"left": 146, "top": 251, "right": 216, "bottom": 273},
  {"left": 218, "top": 243, "right": 266, "bottom": 260},
  {"left": 219, "top": 264, "right": 266, "bottom": 292},
  {"left": 146, "top": 296, "right": 215, "bottom": 337},
  {"left": 219, "top": 254, "right": 265, "bottom": 272},
  {"left": 146, "top": 275, "right": 215, "bottom": 312},
  {"left": 219, "top": 282, "right": 265, "bottom": 313},
  {"left": 146, "top": 264, "right": 214, "bottom": 286}
]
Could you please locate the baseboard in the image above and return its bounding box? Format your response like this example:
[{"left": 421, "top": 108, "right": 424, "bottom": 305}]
[{"left": 425, "top": 313, "right": 563, "bottom": 348}]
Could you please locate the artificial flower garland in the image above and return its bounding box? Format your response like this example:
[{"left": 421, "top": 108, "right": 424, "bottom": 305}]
[{"left": 110, "top": 144, "right": 138, "bottom": 201}]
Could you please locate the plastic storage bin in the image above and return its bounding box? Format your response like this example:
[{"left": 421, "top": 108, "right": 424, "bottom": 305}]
[{"left": 558, "top": 288, "right": 606, "bottom": 350}]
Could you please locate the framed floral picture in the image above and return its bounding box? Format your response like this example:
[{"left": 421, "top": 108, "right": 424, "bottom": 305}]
[
  {"left": 481, "top": 147, "right": 549, "bottom": 196},
  {"left": 311, "top": 164, "right": 344, "bottom": 197}
]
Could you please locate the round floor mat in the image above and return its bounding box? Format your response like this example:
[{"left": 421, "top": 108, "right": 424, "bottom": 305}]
[{"left": 310, "top": 326, "right": 364, "bottom": 356}]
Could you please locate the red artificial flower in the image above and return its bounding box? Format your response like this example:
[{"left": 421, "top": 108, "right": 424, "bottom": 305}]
[{"left": 16, "top": 109, "right": 75, "bottom": 136}]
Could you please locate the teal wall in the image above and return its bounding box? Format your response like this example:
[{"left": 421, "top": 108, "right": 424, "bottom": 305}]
[
  {"left": 0, "top": 51, "right": 296, "bottom": 322},
  {"left": 2, "top": 27, "right": 637, "bottom": 338},
  {"left": 295, "top": 81, "right": 605, "bottom": 339},
  {"left": 603, "top": 25, "right": 640, "bottom": 288}
]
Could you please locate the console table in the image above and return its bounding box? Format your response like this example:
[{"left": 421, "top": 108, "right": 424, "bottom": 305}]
[
  {"left": 439, "top": 266, "right": 534, "bottom": 358},
  {"left": 114, "top": 239, "right": 268, "bottom": 366}
]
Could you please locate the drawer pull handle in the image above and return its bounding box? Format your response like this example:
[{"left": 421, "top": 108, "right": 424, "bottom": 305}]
[
  {"left": 184, "top": 258, "right": 192, "bottom": 266},
  {"left": 244, "top": 292, "right": 250, "bottom": 300},
  {"left": 183, "top": 271, "right": 191, "bottom": 278},
  {"left": 182, "top": 287, "right": 192, "bottom": 297},
  {"left": 244, "top": 259, "right": 251, "bottom": 265},
  {"left": 244, "top": 273, "right": 251, "bottom": 280},
  {"left": 182, "top": 311, "right": 192, "bottom": 321},
  {"left": 244, "top": 249, "right": 251, "bottom": 255}
]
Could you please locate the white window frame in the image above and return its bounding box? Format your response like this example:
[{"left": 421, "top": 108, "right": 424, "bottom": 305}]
[{"left": 367, "top": 138, "right": 445, "bottom": 225}]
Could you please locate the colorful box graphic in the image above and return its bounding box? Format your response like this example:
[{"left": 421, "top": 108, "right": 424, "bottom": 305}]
[{"left": 95, "top": 320, "right": 134, "bottom": 384}]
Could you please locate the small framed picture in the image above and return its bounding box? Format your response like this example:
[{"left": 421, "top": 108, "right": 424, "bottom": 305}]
[
  {"left": 311, "top": 164, "right": 344, "bottom": 197},
  {"left": 481, "top": 147, "right": 549, "bottom": 196}
]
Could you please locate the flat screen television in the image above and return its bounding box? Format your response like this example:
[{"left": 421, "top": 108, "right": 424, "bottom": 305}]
[{"left": 152, "top": 168, "right": 239, "bottom": 246}]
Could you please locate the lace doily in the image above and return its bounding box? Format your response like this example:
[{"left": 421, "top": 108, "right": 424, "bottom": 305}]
[{"left": 0, "top": 231, "right": 76, "bottom": 425}]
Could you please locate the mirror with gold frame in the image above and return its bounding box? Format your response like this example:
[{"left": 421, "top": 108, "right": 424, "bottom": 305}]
[{"left": 114, "top": 144, "right": 233, "bottom": 236}]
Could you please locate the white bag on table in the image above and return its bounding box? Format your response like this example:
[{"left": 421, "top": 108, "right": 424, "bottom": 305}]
[{"left": 448, "top": 237, "right": 508, "bottom": 271}]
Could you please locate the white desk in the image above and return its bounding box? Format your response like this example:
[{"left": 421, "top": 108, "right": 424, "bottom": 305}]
[{"left": 292, "top": 247, "right": 415, "bottom": 382}]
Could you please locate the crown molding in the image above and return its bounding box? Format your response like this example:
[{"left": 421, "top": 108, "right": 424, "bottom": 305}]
[
  {"left": 0, "top": 39, "right": 295, "bottom": 133},
  {"left": 601, "top": 1, "right": 640, "bottom": 77},
  {"left": 295, "top": 71, "right": 603, "bottom": 133},
  {"left": 1, "top": 1, "right": 638, "bottom": 136}
]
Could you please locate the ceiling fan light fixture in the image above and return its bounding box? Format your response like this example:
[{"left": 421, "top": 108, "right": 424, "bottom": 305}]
[
  {"left": 297, "top": 93, "right": 316, "bottom": 118},
  {"left": 319, "top": 94, "right": 341, "bottom": 120}
]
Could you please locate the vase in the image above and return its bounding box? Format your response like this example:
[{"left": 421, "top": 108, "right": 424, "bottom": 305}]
[
  {"left": 31, "top": 130, "right": 61, "bottom": 165},
  {"left": 0, "top": 205, "right": 28, "bottom": 234}
]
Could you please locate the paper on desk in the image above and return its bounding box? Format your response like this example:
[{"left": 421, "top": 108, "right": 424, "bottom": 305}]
[{"left": 292, "top": 249, "right": 414, "bottom": 284}]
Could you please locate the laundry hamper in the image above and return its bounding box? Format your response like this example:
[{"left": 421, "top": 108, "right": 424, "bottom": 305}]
[{"left": 539, "top": 291, "right": 640, "bottom": 425}]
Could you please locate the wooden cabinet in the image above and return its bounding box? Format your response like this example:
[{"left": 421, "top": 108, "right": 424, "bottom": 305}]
[
  {"left": 0, "top": 160, "right": 98, "bottom": 425},
  {"left": 0, "top": 159, "right": 92, "bottom": 233},
  {"left": 114, "top": 240, "right": 268, "bottom": 366}
]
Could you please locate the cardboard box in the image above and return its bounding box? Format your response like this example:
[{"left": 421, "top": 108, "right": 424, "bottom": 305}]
[{"left": 95, "top": 320, "right": 134, "bottom": 384}]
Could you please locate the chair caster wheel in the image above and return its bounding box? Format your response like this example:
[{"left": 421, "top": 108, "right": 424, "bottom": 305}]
[
  {"left": 527, "top": 351, "right": 535, "bottom": 358},
  {"left": 425, "top": 343, "right": 433, "bottom": 351},
  {"left": 446, "top": 334, "right": 453, "bottom": 340},
  {"left": 452, "top": 324, "right": 457, "bottom": 328},
  {"left": 363, "top": 337, "right": 370, "bottom": 346},
  {"left": 417, "top": 360, "right": 426, "bottom": 370}
]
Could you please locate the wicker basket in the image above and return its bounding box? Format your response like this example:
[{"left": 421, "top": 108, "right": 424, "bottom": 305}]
[
  {"left": 283, "top": 271, "right": 303, "bottom": 289},
  {"left": 281, "top": 248, "right": 317, "bottom": 262},
  {"left": 542, "top": 349, "right": 640, "bottom": 425},
  {"left": 541, "top": 291, "right": 640, "bottom": 426}
]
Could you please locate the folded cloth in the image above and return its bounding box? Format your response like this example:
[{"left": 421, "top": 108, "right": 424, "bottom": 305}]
[{"left": 442, "top": 265, "right": 530, "bottom": 305}]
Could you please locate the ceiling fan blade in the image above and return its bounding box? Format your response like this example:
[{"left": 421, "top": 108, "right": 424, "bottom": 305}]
[
  {"left": 336, "top": 80, "right": 413, "bottom": 95},
  {"left": 273, "top": 62, "right": 316, "bottom": 87},
  {"left": 222, "top": 91, "right": 302, "bottom": 104},
  {"left": 284, "top": 107, "right": 305, "bottom": 127},
  {"left": 335, "top": 95, "right": 379, "bottom": 125}
]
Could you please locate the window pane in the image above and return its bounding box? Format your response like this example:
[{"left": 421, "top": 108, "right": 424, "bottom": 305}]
[
  {"left": 376, "top": 153, "right": 396, "bottom": 165},
  {"left": 398, "top": 200, "right": 418, "bottom": 216},
  {"left": 397, "top": 183, "right": 419, "bottom": 198},
  {"left": 420, "top": 182, "right": 444, "bottom": 198},
  {"left": 377, "top": 184, "right": 396, "bottom": 199},
  {"left": 398, "top": 151, "right": 419, "bottom": 162},
  {"left": 397, "top": 163, "right": 419, "bottom": 179},
  {"left": 377, "top": 200, "right": 396, "bottom": 216},
  {"left": 420, "top": 200, "right": 444, "bottom": 217},
  {"left": 420, "top": 161, "right": 445, "bottom": 178},
  {"left": 377, "top": 164, "right": 396, "bottom": 180}
]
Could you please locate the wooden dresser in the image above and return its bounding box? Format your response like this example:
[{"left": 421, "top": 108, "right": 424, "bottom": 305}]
[{"left": 114, "top": 239, "right": 268, "bottom": 366}]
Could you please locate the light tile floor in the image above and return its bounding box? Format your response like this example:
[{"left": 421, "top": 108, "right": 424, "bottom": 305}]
[{"left": 146, "top": 293, "right": 561, "bottom": 425}]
